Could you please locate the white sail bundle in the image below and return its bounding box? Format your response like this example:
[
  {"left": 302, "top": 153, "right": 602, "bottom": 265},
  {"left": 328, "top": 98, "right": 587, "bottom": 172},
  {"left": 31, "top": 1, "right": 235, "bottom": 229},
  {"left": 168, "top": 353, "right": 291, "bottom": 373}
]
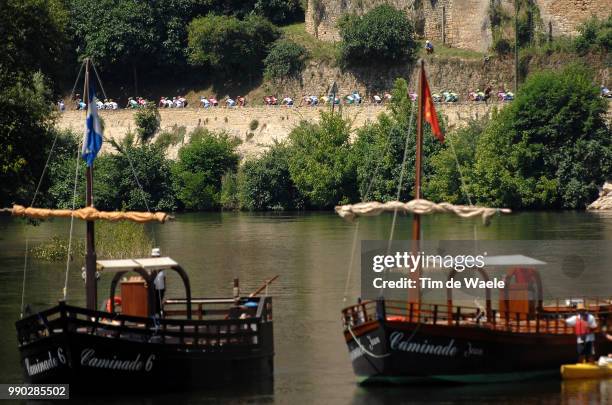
[{"left": 335, "top": 199, "right": 511, "bottom": 224}]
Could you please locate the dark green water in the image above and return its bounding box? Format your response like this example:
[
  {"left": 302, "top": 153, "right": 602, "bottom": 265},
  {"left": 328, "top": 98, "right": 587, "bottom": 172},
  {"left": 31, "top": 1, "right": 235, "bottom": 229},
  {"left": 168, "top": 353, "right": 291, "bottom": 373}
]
[{"left": 1, "top": 211, "right": 612, "bottom": 404}]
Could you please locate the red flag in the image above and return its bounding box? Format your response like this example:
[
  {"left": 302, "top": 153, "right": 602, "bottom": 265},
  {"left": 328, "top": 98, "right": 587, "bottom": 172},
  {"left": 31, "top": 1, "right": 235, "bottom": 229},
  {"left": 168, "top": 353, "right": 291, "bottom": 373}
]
[{"left": 421, "top": 70, "right": 444, "bottom": 143}]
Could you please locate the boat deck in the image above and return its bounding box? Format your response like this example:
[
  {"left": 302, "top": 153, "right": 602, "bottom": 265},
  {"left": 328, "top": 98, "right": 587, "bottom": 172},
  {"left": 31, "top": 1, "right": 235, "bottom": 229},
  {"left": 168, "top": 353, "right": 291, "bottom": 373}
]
[
  {"left": 17, "top": 298, "right": 273, "bottom": 348},
  {"left": 343, "top": 299, "right": 612, "bottom": 335}
]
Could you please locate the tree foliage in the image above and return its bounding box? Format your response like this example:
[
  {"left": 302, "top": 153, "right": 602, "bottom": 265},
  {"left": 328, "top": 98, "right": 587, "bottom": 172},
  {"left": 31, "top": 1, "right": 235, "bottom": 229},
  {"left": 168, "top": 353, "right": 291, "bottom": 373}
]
[
  {"left": 46, "top": 131, "right": 177, "bottom": 211},
  {"left": 352, "top": 78, "right": 444, "bottom": 202},
  {"left": 425, "top": 120, "right": 487, "bottom": 205},
  {"left": 287, "top": 112, "right": 356, "bottom": 208},
  {"left": 472, "top": 64, "right": 611, "bottom": 209},
  {"left": 574, "top": 15, "right": 612, "bottom": 54},
  {"left": 264, "top": 39, "right": 308, "bottom": 81},
  {"left": 239, "top": 142, "right": 303, "bottom": 210},
  {"left": 0, "top": 0, "right": 67, "bottom": 206},
  {"left": 172, "top": 129, "right": 240, "bottom": 210},
  {"left": 68, "top": 0, "right": 158, "bottom": 84},
  {"left": 187, "top": 14, "right": 280, "bottom": 77},
  {"left": 338, "top": 4, "right": 417, "bottom": 67}
]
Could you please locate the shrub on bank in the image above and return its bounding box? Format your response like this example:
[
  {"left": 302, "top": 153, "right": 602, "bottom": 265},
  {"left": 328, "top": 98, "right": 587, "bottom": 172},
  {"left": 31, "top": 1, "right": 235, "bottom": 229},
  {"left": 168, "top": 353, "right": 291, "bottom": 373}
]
[
  {"left": 288, "top": 112, "right": 357, "bottom": 208},
  {"left": 338, "top": 4, "right": 417, "bottom": 67},
  {"left": 172, "top": 128, "right": 240, "bottom": 210},
  {"left": 425, "top": 119, "right": 488, "bottom": 205},
  {"left": 351, "top": 78, "right": 445, "bottom": 202},
  {"left": 46, "top": 130, "right": 177, "bottom": 212},
  {"left": 239, "top": 142, "right": 303, "bottom": 210},
  {"left": 471, "top": 64, "right": 611, "bottom": 209}
]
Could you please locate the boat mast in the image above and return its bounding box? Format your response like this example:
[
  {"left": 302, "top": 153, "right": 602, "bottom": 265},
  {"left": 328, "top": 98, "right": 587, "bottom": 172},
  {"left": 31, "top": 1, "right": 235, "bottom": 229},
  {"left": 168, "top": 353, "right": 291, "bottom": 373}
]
[
  {"left": 410, "top": 59, "right": 425, "bottom": 305},
  {"left": 84, "top": 58, "right": 97, "bottom": 310}
]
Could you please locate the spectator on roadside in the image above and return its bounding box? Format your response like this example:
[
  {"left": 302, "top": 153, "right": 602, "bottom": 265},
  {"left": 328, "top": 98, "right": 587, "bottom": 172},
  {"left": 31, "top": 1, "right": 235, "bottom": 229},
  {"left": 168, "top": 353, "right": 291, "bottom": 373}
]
[
  {"left": 58, "top": 100, "right": 65, "bottom": 112},
  {"left": 425, "top": 40, "right": 434, "bottom": 54}
]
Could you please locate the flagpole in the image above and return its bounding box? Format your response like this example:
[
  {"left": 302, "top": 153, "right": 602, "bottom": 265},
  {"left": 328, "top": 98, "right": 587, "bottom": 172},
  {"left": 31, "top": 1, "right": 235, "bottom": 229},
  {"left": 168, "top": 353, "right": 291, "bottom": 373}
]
[
  {"left": 84, "top": 58, "right": 97, "bottom": 311},
  {"left": 410, "top": 59, "right": 425, "bottom": 306}
]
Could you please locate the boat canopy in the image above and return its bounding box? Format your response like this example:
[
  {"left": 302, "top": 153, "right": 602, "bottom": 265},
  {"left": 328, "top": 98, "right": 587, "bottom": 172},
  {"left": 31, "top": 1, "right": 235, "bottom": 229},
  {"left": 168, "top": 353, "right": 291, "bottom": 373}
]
[
  {"left": 335, "top": 199, "right": 511, "bottom": 224},
  {"left": 10, "top": 204, "right": 169, "bottom": 223},
  {"left": 483, "top": 255, "right": 546, "bottom": 266},
  {"left": 97, "top": 257, "right": 179, "bottom": 272}
]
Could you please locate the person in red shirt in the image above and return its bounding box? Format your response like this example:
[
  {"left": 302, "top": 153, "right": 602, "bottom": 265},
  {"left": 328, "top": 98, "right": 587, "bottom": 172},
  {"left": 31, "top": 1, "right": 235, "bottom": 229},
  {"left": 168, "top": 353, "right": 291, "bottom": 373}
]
[{"left": 565, "top": 303, "right": 598, "bottom": 363}]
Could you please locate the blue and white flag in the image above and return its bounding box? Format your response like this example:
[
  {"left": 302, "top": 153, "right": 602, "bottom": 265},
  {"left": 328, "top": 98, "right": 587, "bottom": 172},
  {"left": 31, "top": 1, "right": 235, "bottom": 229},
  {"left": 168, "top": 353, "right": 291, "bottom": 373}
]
[{"left": 82, "top": 80, "right": 103, "bottom": 167}]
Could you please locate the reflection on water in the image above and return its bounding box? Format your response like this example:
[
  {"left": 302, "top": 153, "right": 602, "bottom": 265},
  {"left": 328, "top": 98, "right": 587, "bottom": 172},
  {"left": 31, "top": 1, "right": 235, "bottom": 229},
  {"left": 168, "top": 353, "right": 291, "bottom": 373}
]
[{"left": 0, "top": 211, "right": 611, "bottom": 404}]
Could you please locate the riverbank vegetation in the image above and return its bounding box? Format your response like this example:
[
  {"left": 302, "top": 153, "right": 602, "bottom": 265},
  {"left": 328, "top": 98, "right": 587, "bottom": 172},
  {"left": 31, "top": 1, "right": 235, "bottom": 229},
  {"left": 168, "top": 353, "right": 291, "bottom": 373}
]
[
  {"left": 0, "top": 1, "right": 610, "bottom": 212},
  {"left": 35, "top": 65, "right": 609, "bottom": 212},
  {"left": 32, "top": 221, "right": 153, "bottom": 261}
]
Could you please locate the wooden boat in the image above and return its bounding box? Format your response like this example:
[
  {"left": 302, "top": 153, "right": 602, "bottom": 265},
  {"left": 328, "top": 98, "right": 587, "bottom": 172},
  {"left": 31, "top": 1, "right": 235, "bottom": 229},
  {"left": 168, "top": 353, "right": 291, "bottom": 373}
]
[
  {"left": 337, "top": 60, "right": 612, "bottom": 384},
  {"left": 13, "top": 60, "right": 274, "bottom": 392},
  {"left": 561, "top": 363, "right": 612, "bottom": 380}
]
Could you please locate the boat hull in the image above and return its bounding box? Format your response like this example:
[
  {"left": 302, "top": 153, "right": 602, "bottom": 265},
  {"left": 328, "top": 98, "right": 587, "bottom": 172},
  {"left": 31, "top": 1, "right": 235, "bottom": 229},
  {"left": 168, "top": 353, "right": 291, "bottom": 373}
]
[
  {"left": 346, "top": 320, "right": 612, "bottom": 384},
  {"left": 21, "top": 326, "right": 274, "bottom": 391},
  {"left": 16, "top": 302, "right": 274, "bottom": 392},
  {"left": 19, "top": 326, "right": 274, "bottom": 391}
]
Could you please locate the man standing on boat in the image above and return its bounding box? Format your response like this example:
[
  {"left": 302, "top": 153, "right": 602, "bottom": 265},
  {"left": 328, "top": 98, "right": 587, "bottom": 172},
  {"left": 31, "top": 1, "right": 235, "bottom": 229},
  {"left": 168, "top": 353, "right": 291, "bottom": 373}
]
[
  {"left": 565, "top": 303, "right": 598, "bottom": 363},
  {"left": 152, "top": 248, "right": 166, "bottom": 316}
]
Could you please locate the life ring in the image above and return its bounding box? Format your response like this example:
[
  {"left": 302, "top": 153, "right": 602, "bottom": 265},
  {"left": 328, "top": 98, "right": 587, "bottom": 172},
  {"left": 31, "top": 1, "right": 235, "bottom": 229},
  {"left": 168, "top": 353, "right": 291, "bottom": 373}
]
[{"left": 105, "top": 296, "right": 122, "bottom": 313}]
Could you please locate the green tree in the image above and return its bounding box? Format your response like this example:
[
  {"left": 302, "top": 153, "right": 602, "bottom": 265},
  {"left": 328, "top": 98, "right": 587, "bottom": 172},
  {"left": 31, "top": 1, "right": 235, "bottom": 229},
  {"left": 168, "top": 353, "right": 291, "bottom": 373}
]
[
  {"left": 172, "top": 129, "right": 240, "bottom": 210},
  {"left": 472, "top": 64, "right": 611, "bottom": 209},
  {"left": 0, "top": 0, "right": 70, "bottom": 89},
  {"left": 254, "top": 0, "right": 303, "bottom": 24},
  {"left": 264, "top": 39, "right": 308, "bottom": 81},
  {"left": 68, "top": 0, "right": 159, "bottom": 93},
  {"left": 45, "top": 133, "right": 177, "bottom": 211},
  {"left": 351, "top": 78, "right": 444, "bottom": 202},
  {"left": 239, "top": 142, "right": 302, "bottom": 210},
  {"left": 0, "top": 73, "right": 57, "bottom": 207},
  {"left": 287, "top": 112, "right": 356, "bottom": 208},
  {"left": 187, "top": 14, "right": 280, "bottom": 78},
  {"left": 0, "top": 0, "right": 71, "bottom": 206},
  {"left": 338, "top": 4, "right": 417, "bottom": 67},
  {"left": 425, "top": 120, "right": 488, "bottom": 205}
]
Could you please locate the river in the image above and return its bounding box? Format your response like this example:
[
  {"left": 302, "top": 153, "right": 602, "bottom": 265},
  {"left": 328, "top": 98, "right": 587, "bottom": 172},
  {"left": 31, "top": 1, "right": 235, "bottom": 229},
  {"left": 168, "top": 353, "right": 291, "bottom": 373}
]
[{"left": 1, "top": 211, "right": 611, "bottom": 404}]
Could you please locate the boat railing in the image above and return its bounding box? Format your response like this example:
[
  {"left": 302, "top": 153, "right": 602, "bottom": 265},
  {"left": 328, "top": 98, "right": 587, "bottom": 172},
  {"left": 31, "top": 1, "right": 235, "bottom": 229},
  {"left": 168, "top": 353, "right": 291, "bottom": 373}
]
[
  {"left": 163, "top": 296, "right": 273, "bottom": 322},
  {"left": 342, "top": 299, "right": 612, "bottom": 335},
  {"left": 16, "top": 300, "right": 272, "bottom": 348}
]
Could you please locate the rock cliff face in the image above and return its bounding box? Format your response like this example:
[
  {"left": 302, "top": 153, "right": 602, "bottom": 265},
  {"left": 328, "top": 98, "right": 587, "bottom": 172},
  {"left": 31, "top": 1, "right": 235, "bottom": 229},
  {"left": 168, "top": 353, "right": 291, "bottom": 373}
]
[
  {"left": 588, "top": 182, "right": 612, "bottom": 211},
  {"left": 306, "top": 0, "right": 612, "bottom": 52}
]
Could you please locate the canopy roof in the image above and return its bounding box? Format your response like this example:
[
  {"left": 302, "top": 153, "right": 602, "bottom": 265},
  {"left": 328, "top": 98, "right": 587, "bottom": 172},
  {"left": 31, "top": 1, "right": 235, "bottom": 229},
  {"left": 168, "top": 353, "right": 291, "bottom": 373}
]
[
  {"left": 97, "top": 257, "right": 179, "bottom": 272},
  {"left": 483, "top": 255, "right": 546, "bottom": 266}
]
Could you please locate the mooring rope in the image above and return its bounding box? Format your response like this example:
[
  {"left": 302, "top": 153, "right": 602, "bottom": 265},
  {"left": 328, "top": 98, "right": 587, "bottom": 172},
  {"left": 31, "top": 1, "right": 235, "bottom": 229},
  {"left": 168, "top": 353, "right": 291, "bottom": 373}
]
[
  {"left": 19, "top": 239, "right": 29, "bottom": 319},
  {"left": 63, "top": 137, "right": 83, "bottom": 301}
]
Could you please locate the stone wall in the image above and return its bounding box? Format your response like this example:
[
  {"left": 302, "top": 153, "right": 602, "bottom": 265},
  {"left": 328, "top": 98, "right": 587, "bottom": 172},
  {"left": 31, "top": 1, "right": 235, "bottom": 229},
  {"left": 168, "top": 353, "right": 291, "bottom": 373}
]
[
  {"left": 56, "top": 103, "right": 498, "bottom": 159},
  {"left": 305, "top": 0, "right": 611, "bottom": 52},
  {"left": 537, "top": 0, "right": 612, "bottom": 37}
]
